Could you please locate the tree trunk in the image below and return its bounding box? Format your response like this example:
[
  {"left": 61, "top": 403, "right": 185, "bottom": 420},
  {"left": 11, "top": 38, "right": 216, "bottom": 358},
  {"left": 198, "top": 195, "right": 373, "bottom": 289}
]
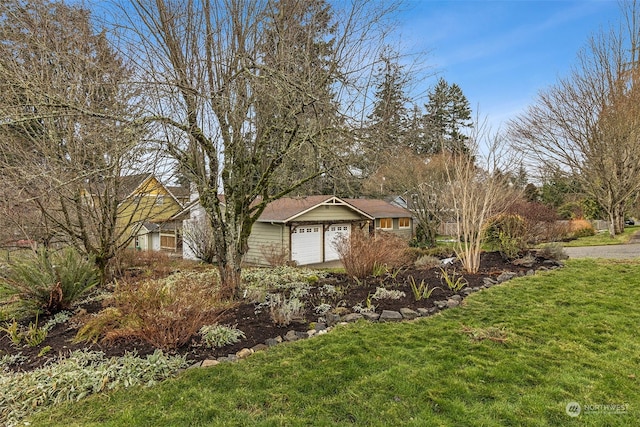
[{"left": 217, "top": 258, "right": 242, "bottom": 301}]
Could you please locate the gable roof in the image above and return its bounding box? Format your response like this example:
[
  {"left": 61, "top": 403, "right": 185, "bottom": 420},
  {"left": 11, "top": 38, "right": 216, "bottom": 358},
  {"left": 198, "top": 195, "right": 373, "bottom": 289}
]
[
  {"left": 344, "top": 198, "right": 412, "bottom": 219},
  {"left": 258, "top": 195, "right": 373, "bottom": 223}
]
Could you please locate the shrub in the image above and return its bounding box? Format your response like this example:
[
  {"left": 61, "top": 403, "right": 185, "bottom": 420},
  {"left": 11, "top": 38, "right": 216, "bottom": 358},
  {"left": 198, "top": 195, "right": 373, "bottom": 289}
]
[
  {"left": 537, "top": 243, "right": 568, "bottom": 261},
  {"left": 484, "top": 214, "right": 528, "bottom": 259},
  {"left": 107, "top": 249, "right": 194, "bottom": 282},
  {"left": 264, "top": 293, "right": 305, "bottom": 326},
  {"left": 440, "top": 268, "right": 467, "bottom": 292},
  {"left": 506, "top": 200, "right": 561, "bottom": 244},
  {"left": 0, "top": 349, "right": 189, "bottom": 427},
  {"left": 74, "top": 270, "right": 229, "bottom": 350},
  {"left": 0, "top": 248, "right": 99, "bottom": 320},
  {"left": 259, "top": 244, "right": 290, "bottom": 267},
  {"left": 335, "top": 231, "right": 412, "bottom": 279},
  {"left": 199, "top": 324, "right": 246, "bottom": 348},
  {"left": 414, "top": 255, "right": 441, "bottom": 270},
  {"left": 568, "top": 219, "right": 595, "bottom": 238}
]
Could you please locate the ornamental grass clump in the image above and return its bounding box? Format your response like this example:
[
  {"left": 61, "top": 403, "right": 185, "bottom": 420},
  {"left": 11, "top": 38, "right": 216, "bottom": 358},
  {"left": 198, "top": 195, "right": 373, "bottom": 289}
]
[
  {"left": 74, "top": 270, "right": 230, "bottom": 350},
  {"left": 335, "top": 231, "right": 411, "bottom": 279},
  {"left": 0, "top": 248, "right": 99, "bottom": 320}
]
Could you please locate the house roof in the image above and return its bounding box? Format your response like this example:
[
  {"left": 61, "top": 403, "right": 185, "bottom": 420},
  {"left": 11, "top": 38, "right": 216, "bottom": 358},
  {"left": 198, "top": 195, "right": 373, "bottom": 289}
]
[
  {"left": 258, "top": 195, "right": 373, "bottom": 223},
  {"left": 344, "top": 198, "right": 412, "bottom": 219},
  {"left": 118, "top": 173, "right": 153, "bottom": 199},
  {"left": 166, "top": 186, "right": 190, "bottom": 200},
  {"left": 184, "top": 194, "right": 408, "bottom": 223}
]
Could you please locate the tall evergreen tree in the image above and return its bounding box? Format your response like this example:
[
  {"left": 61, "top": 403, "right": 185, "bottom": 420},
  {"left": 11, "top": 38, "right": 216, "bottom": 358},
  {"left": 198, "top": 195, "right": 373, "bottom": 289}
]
[
  {"left": 423, "top": 77, "right": 472, "bottom": 154},
  {"left": 360, "top": 48, "right": 409, "bottom": 177}
]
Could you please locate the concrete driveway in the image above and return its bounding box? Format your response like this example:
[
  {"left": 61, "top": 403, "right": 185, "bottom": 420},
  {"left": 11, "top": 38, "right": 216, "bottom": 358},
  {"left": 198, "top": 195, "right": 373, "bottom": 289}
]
[
  {"left": 564, "top": 232, "right": 640, "bottom": 259},
  {"left": 564, "top": 244, "right": 640, "bottom": 259}
]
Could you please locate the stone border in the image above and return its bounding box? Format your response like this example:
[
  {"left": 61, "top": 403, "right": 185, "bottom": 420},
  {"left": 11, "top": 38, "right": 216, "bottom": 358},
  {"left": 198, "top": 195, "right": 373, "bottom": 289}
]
[{"left": 190, "top": 263, "right": 563, "bottom": 369}]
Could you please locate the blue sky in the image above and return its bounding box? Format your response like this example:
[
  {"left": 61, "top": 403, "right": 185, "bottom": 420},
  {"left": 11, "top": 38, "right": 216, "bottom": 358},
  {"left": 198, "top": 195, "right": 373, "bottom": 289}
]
[{"left": 397, "top": 0, "right": 622, "bottom": 130}]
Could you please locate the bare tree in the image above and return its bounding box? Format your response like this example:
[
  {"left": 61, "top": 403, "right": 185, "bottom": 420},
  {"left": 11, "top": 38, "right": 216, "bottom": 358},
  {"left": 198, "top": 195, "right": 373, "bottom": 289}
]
[
  {"left": 443, "top": 126, "right": 520, "bottom": 273},
  {"left": 509, "top": 1, "right": 640, "bottom": 236},
  {"left": 362, "top": 148, "right": 448, "bottom": 246},
  {"left": 113, "top": 0, "right": 397, "bottom": 298},
  {"left": 0, "top": 0, "right": 148, "bottom": 278}
]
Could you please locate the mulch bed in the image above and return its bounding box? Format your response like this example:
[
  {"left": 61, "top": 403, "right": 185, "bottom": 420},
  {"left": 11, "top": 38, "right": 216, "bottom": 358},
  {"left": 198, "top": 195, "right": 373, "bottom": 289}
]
[{"left": 0, "top": 252, "right": 558, "bottom": 372}]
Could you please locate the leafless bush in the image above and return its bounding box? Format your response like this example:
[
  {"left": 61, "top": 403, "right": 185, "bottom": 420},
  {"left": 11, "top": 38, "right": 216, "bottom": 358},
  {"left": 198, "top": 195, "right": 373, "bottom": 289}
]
[
  {"left": 335, "top": 231, "right": 411, "bottom": 279},
  {"left": 260, "top": 243, "right": 290, "bottom": 267},
  {"left": 182, "top": 216, "right": 217, "bottom": 264},
  {"left": 75, "top": 271, "right": 229, "bottom": 350}
]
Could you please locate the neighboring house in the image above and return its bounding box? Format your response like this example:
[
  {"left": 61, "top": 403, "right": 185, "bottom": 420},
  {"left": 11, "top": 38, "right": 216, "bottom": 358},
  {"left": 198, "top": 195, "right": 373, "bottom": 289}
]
[
  {"left": 183, "top": 195, "right": 414, "bottom": 266},
  {"left": 115, "top": 174, "right": 186, "bottom": 253}
]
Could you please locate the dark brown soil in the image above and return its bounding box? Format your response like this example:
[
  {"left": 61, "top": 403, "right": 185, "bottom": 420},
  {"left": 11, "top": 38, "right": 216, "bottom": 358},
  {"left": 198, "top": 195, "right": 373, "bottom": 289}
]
[{"left": 0, "top": 252, "right": 557, "bottom": 372}]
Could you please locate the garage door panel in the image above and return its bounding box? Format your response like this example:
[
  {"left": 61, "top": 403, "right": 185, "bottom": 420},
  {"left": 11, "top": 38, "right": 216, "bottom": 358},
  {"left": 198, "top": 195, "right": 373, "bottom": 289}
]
[
  {"left": 325, "top": 224, "right": 350, "bottom": 262},
  {"left": 291, "top": 225, "right": 322, "bottom": 265}
]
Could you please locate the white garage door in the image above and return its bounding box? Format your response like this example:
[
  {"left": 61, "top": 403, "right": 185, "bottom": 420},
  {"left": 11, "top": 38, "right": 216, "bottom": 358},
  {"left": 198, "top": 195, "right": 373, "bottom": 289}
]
[
  {"left": 325, "top": 224, "right": 351, "bottom": 262},
  {"left": 291, "top": 225, "right": 322, "bottom": 265}
]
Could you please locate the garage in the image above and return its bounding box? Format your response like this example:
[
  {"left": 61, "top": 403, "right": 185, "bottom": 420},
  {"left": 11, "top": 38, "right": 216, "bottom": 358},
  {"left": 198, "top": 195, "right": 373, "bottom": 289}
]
[
  {"left": 324, "top": 223, "right": 350, "bottom": 262},
  {"left": 290, "top": 225, "right": 322, "bottom": 265}
]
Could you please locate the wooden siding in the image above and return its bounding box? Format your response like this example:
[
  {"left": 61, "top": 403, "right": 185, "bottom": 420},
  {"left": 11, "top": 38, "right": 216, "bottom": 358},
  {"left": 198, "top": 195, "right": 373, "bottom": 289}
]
[
  {"left": 294, "top": 205, "right": 363, "bottom": 222},
  {"left": 374, "top": 217, "right": 413, "bottom": 240},
  {"left": 245, "top": 222, "right": 289, "bottom": 265}
]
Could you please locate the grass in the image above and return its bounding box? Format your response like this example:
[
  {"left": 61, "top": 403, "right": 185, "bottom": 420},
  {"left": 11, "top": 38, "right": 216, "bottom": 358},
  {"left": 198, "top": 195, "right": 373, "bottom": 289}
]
[
  {"left": 561, "top": 225, "right": 640, "bottom": 247},
  {"left": 29, "top": 259, "right": 640, "bottom": 426}
]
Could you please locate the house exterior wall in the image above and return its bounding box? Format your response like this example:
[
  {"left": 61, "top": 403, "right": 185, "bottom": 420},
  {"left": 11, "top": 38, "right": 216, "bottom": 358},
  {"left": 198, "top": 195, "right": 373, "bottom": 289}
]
[
  {"left": 374, "top": 217, "right": 413, "bottom": 240},
  {"left": 245, "top": 222, "right": 289, "bottom": 265},
  {"left": 295, "top": 205, "right": 363, "bottom": 222},
  {"left": 183, "top": 203, "right": 207, "bottom": 261}
]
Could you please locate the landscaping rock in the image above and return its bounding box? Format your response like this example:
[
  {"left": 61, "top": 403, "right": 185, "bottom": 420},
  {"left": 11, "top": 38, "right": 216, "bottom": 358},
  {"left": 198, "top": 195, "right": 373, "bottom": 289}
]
[
  {"left": 362, "top": 312, "right": 380, "bottom": 321},
  {"left": 496, "top": 271, "right": 518, "bottom": 283},
  {"left": 526, "top": 269, "right": 535, "bottom": 276},
  {"left": 379, "top": 310, "right": 403, "bottom": 322},
  {"left": 400, "top": 307, "right": 419, "bottom": 320},
  {"left": 483, "top": 277, "right": 497, "bottom": 286},
  {"left": 284, "top": 330, "right": 300, "bottom": 342},
  {"left": 314, "top": 322, "right": 327, "bottom": 331},
  {"left": 450, "top": 294, "right": 462, "bottom": 302},
  {"left": 342, "top": 313, "right": 363, "bottom": 323},
  {"left": 434, "top": 300, "right": 448, "bottom": 309},
  {"left": 307, "top": 329, "right": 317, "bottom": 338},
  {"left": 265, "top": 337, "right": 281, "bottom": 347},
  {"left": 201, "top": 359, "right": 219, "bottom": 368},
  {"left": 251, "top": 343, "right": 268, "bottom": 352},
  {"left": 446, "top": 299, "right": 460, "bottom": 308},
  {"left": 325, "top": 313, "right": 341, "bottom": 326},
  {"left": 236, "top": 348, "right": 253, "bottom": 359},
  {"left": 417, "top": 308, "right": 430, "bottom": 316}
]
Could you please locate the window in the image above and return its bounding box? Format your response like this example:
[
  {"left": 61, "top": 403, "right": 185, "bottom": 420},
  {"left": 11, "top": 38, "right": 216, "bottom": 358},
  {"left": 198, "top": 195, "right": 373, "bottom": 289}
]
[
  {"left": 399, "top": 217, "right": 411, "bottom": 228},
  {"left": 379, "top": 218, "right": 392, "bottom": 229},
  {"left": 160, "top": 234, "right": 176, "bottom": 249}
]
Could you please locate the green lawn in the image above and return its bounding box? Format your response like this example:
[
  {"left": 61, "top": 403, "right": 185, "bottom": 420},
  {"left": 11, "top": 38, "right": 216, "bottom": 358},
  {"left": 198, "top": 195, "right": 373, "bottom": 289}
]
[
  {"left": 30, "top": 259, "right": 640, "bottom": 426},
  {"left": 561, "top": 225, "right": 640, "bottom": 247}
]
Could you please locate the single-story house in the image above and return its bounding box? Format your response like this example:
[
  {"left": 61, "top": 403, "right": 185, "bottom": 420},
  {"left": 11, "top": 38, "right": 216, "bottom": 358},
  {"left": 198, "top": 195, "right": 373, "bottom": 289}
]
[{"left": 183, "top": 195, "right": 414, "bottom": 266}]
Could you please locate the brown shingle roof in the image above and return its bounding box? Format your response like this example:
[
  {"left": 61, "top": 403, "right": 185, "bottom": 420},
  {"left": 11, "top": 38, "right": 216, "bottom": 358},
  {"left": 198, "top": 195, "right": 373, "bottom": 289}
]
[
  {"left": 344, "top": 198, "right": 412, "bottom": 219},
  {"left": 258, "top": 195, "right": 340, "bottom": 222}
]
